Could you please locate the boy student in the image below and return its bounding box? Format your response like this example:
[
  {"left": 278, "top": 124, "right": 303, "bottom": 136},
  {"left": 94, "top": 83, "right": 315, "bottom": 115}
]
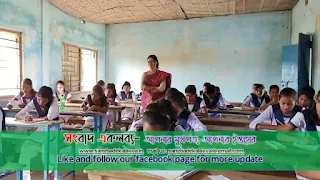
[
  {"left": 242, "top": 84, "right": 270, "bottom": 111},
  {"left": 249, "top": 88, "right": 303, "bottom": 130},
  {"left": 260, "top": 85, "right": 280, "bottom": 110},
  {"left": 185, "top": 85, "right": 208, "bottom": 117}
]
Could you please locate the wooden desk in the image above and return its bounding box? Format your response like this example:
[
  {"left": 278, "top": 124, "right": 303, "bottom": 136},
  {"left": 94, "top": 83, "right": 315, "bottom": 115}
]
[
  {"left": 208, "top": 109, "right": 260, "bottom": 116},
  {"left": 201, "top": 117, "right": 250, "bottom": 128},
  {"left": 84, "top": 170, "right": 295, "bottom": 180},
  {"left": 60, "top": 111, "right": 104, "bottom": 131},
  {"left": 5, "top": 117, "right": 61, "bottom": 180}
]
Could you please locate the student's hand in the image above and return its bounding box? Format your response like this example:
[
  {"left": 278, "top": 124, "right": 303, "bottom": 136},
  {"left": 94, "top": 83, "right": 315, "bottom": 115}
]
[
  {"left": 18, "top": 104, "right": 26, "bottom": 108},
  {"left": 82, "top": 106, "right": 88, "bottom": 111},
  {"left": 7, "top": 104, "right": 13, "bottom": 110},
  {"left": 270, "top": 97, "right": 279, "bottom": 105},
  {"left": 88, "top": 105, "right": 97, "bottom": 111},
  {"left": 24, "top": 116, "right": 33, "bottom": 122}
]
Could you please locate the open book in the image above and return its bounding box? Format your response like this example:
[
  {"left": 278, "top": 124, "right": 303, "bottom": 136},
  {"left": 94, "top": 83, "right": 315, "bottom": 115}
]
[{"left": 137, "top": 170, "right": 198, "bottom": 180}]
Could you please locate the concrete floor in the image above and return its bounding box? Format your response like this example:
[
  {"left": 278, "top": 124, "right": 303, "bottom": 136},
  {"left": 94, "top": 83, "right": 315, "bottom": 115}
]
[{"left": 3, "top": 171, "right": 89, "bottom": 180}]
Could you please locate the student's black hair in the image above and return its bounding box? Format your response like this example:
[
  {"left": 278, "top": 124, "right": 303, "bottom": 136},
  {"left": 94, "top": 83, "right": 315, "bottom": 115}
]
[
  {"left": 37, "top": 86, "right": 54, "bottom": 107},
  {"left": 165, "top": 88, "right": 179, "bottom": 99},
  {"left": 106, "top": 83, "right": 117, "bottom": 98},
  {"left": 206, "top": 84, "right": 216, "bottom": 95},
  {"left": 203, "top": 82, "right": 211, "bottom": 88},
  {"left": 23, "top": 78, "right": 33, "bottom": 86},
  {"left": 142, "top": 99, "right": 177, "bottom": 131},
  {"left": 254, "top": 84, "right": 264, "bottom": 90},
  {"left": 97, "top": 80, "right": 105, "bottom": 86},
  {"left": 279, "top": 88, "right": 296, "bottom": 99},
  {"left": 56, "top": 80, "right": 65, "bottom": 86},
  {"left": 185, "top": 85, "right": 197, "bottom": 94},
  {"left": 92, "top": 85, "right": 105, "bottom": 97},
  {"left": 165, "top": 88, "right": 188, "bottom": 109},
  {"left": 301, "top": 86, "right": 315, "bottom": 100},
  {"left": 269, "top": 85, "right": 279, "bottom": 92},
  {"left": 298, "top": 89, "right": 312, "bottom": 99},
  {"left": 215, "top": 86, "right": 220, "bottom": 93},
  {"left": 122, "top": 81, "right": 131, "bottom": 89},
  {"left": 148, "top": 55, "right": 159, "bottom": 68}
]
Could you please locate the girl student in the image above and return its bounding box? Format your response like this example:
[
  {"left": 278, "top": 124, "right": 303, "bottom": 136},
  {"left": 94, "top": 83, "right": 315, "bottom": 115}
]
[
  {"left": 15, "top": 86, "right": 59, "bottom": 121},
  {"left": 55, "top": 80, "right": 72, "bottom": 102},
  {"left": 81, "top": 85, "right": 108, "bottom": 131},
  {"left": 184, "top": 85, "right": 208, "bottom": 117},
  {"left": 119, "top": 81, "right": 137, "bottom": 121},
  {"left": 15, "top": 86, "right": 59, "bottom": 180},
  {"left": 165, "top": 88, "right": 207, "bottom": 131},
  {"left": 7, "top": 78, "right": 36, "bottom": 109},
  {"left": 104, "top": 83, "right": 121, "bottom": 129},
  {"left": 129, "top": 99, "right": 184, "bottom": 131},
  {"left": 105, "top": 83, "right": 120, "bottom": 105}
]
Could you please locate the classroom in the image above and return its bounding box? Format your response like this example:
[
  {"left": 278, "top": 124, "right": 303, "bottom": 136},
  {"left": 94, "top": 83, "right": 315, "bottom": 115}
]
[{"left": 0, "top": 0, "right": 320, "bottom": 179}]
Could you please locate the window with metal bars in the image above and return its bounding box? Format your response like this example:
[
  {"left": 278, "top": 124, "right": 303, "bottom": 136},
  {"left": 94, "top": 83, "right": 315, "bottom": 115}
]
[
  {"left": 62, "top": 43, "right": 97, "bottom": 92},
  {"left": 0, "top": 28, "right": 22, "bottom": 96}
]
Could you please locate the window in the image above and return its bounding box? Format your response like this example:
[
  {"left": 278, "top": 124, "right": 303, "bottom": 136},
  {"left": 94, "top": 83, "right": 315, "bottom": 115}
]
[
  {"left": 0, "top": 28, "right": 22, "bottom": 96},
  {"left": 62, "top": 43, "right": 97, "bottom": 92}
]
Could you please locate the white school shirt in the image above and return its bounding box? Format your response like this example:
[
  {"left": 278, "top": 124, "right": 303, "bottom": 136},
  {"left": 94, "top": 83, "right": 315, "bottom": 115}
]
[
  {"left": 187, "top": 100, "right": 206, "bottom": 112},
  {"left": 9, "top": 93, "right": 33, "bottom": 105},
  {"left": 242, "top": 94, "right": 266, "bottom": 108},
  {"left": 248, "top": 106, "right": 302, "bottom": 129},
  {"left": 128, "top": 119, "right": 185, "bottom": 131},
  {"left": 119, "top": 92, "right": 137, "bottom": 101},
  {"left": 184, "top": 112, "right": 208, "bottom": 131},
  {"left": 15, "top": 97, "right": 59, "bottom": 121},
  {"left": 55, "top": 93, "right": 72, "bottom": 100}
]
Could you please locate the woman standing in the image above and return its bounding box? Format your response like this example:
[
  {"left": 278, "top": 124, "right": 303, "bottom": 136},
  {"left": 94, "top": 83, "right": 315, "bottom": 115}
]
[{"left": 141, "top": 55, "right": 171, "bottom": 113}]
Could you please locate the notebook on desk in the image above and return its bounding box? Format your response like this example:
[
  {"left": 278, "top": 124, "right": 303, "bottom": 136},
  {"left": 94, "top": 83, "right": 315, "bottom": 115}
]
[{"left": 137, "top": 170, "right": 198, "bottom": 180}]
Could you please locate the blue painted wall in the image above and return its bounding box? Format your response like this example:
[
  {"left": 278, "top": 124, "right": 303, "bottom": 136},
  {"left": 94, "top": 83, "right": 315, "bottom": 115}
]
[
  {"left": 106, "top": 11, "right": 291, "bottom": 101},
  {"left": 292, "top": 0, "right": 320, "bottom": 91},
  {"left": 0, "top": 0, "right": 106, "bottom": 90}
]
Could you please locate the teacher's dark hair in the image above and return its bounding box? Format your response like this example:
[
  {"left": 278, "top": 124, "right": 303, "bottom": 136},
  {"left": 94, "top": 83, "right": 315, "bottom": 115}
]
[{"left": 148, "top": 55, "right": 159, "bottom": 68}]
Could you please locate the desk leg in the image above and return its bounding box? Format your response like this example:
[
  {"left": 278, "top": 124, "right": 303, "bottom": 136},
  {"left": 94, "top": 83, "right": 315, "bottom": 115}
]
[
  {"left": 16, "top": 171, "right": 23, "bottom": 180},
  {"left": 99, "top": 115, "right": 103, "bottom": 131},
  {"left": 93, "top": 117, "right": 98, "bottom": 131},
  {"left": 54, "top": 124, "right": 61, "bottom": 180},
  {"left": 44, "top": 126, "right": 50, "bottom": 180}
]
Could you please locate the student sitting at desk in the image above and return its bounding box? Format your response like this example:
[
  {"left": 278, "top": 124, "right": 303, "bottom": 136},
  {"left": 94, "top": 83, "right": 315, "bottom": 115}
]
[
  {"left": 199, "top": 82, "right": 210, "bottom": 98},
  {"left": 260, "top": 85, "right": 280, "bottom": 111},
  {"left": 97, "top": 80, "right": 105, "bottom": 87},
  {"left": 129, "top": 99, "right": 184, "bottom": 131},
  {"left": 7, "top": 78, "right": 36, "bottom": 109},
  {"left": 297, "top": 89, "right": 312, "bottom": 110},
  {"left": 276, "top": 90, "right": 320, "bottom": 132},
  {"left": 105, "top": 83, "right": 120, "bottom": 105},
  {"left": 15, "top": 86, "right": 59, "bottom": 121},
  {"left": 55, "top": 80, "right": 71, "bottom": 102},
  {"left": 16, "top": 86, "right": 59, "bottom": 180},
  {"left": 184, "top": 85, "right": 208, "bottom": 117},
  {"left": 166, "top": 88, "right": 207, "bottom": 131},
  {"left": 105, "top": 83, "right": 120, "bottom": 129},
  {"left": 249, "top": 88, "right": 302, "bottom": 130},
  {"left": 81, "top": 85, "right": 108, "bottom": 131},
  {"left": 203, "top": 85, "right": 226, "bottom": 110},
  {"left": 119, "top": 81, "right": 137, "bottom": 121},
  {"left": 242, "top": 84, "right": 270, "bottom": 112}
]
